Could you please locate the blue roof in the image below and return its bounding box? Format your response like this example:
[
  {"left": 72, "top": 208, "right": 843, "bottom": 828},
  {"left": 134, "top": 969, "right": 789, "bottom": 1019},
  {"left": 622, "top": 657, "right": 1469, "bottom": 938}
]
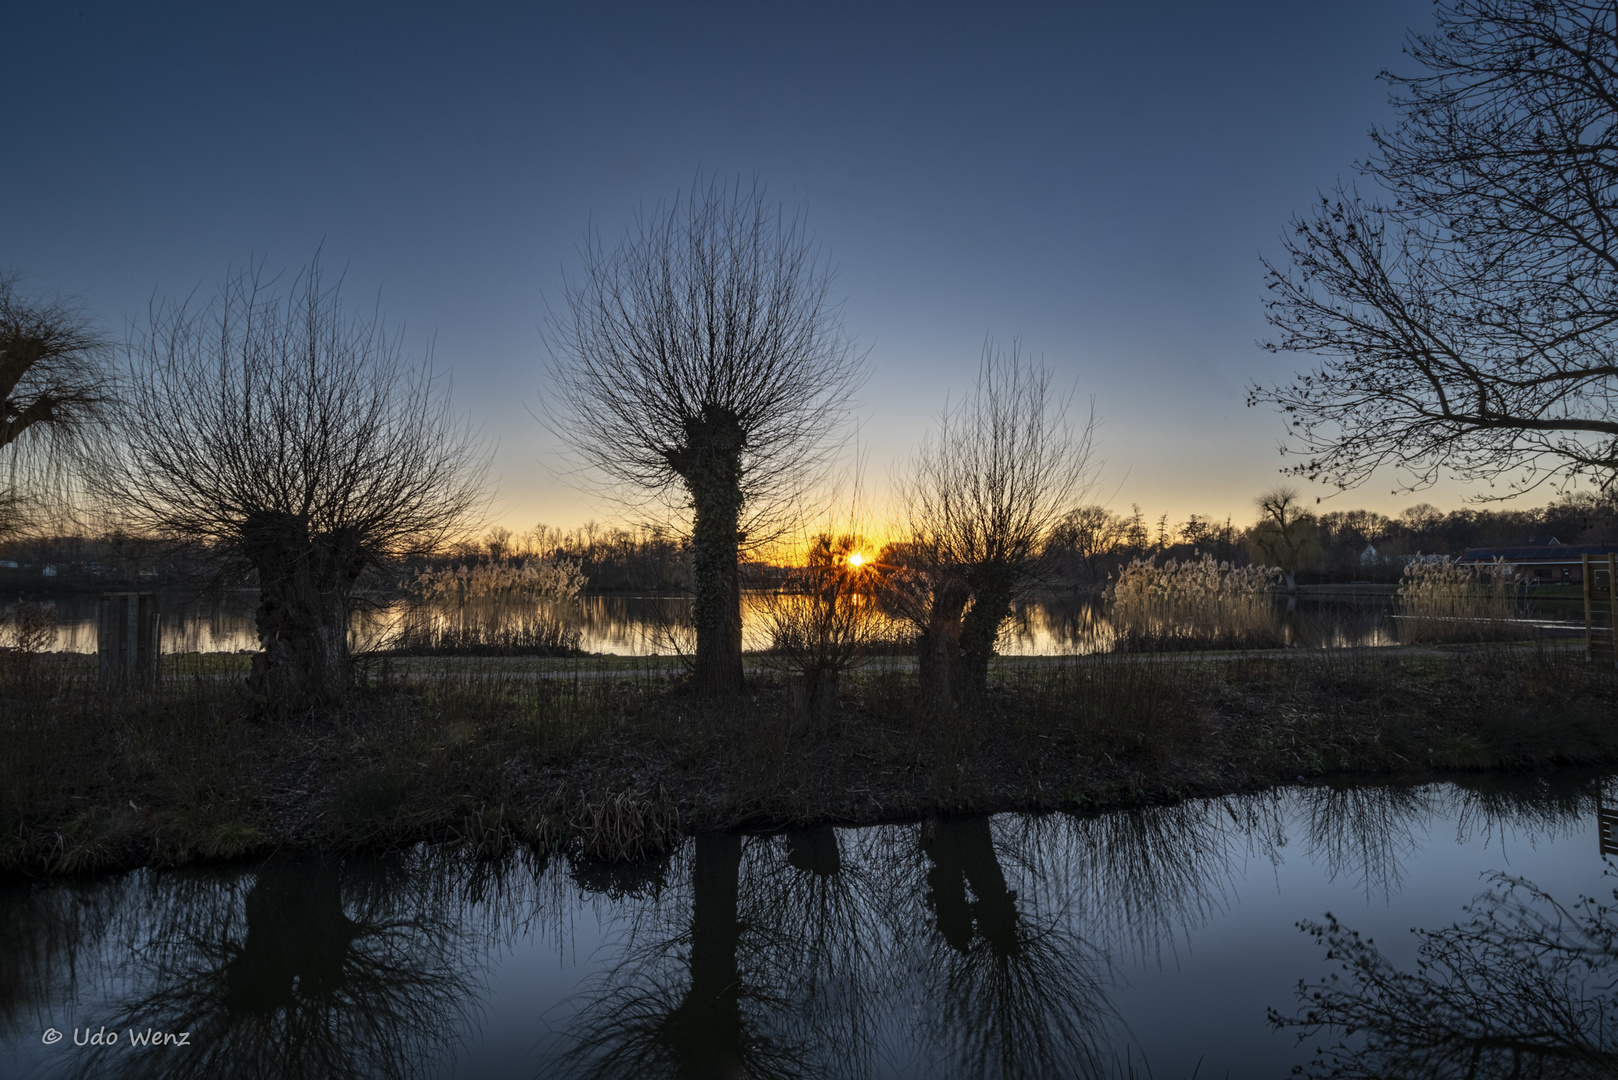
[{"left": 1458, "top": 545, "right": 1618, "bottom": 563}]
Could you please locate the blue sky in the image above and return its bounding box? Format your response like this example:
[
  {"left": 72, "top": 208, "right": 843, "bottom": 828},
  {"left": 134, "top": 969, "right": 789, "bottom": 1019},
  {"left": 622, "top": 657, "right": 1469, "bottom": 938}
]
[{"left": 7, "top": 0, "right": 1460, "bottom": 534}]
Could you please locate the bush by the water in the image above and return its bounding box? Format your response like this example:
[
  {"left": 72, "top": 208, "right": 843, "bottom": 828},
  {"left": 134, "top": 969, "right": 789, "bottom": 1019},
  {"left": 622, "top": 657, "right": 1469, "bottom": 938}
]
[
  {"left": 390, "top": 558, "right": 587, "bottom": 655},
  {"left": 1106, "top": 554, "right": 1283, "bottom": 651}
]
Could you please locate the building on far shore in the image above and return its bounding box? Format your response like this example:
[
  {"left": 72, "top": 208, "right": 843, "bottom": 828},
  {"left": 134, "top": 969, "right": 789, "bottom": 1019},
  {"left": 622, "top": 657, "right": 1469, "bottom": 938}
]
[{"left": 1457, "top": 540, "right": 1618, "bottom": 585}]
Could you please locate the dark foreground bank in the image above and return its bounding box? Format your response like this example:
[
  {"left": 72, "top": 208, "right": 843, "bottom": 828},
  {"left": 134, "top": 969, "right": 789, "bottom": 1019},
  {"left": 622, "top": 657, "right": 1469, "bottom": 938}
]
[{"left": 2, "top": 642, "right": 1615, "bottom": 876}]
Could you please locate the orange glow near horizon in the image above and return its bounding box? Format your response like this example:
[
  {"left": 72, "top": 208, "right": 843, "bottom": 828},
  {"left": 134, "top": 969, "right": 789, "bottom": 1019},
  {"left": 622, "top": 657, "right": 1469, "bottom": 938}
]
[{"left": 847, "top": 551, "right": 868, "bottom": 568}]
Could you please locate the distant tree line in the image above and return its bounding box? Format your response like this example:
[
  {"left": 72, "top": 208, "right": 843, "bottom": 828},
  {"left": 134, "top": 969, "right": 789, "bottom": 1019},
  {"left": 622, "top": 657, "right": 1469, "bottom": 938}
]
[
  {"left": 1032, "top": 489, "right": 1618, "bottom": 590},
  {"left": 436, "top": 522, "right": 692, "bottom": 594}
]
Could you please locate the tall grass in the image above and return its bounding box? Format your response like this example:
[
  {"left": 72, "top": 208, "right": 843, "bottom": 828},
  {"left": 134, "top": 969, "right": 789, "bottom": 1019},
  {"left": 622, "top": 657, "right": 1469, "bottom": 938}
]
[
  {"left": 1000, "top": 652, "right": 1205, "bottom": 766},
  {"left": 1394, "top": 556, "right": 1519, "bottom": 643},
  {"left": 388, "top": 557, "right": 587, "bottom": 655},
  {"left": 1106, "top": 554, "right": 1283, "bottom": 651},
  {"left": 0, "top": 600, "right": 59, "bottom": 688}
]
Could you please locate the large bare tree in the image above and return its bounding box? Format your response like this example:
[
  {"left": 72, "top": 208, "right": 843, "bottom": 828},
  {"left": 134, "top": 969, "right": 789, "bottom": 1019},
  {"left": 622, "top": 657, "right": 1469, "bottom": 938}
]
[
  {"left": 0, "top": 273, "right": 112, "bottom": 536},
  {"left": 1247, "top": 486, "right": 1319, "bottom": 591},
  {"left": 897, "top": 341, "right": 1096, "bottom": 711},
  {"left": 103, "top": 259, "right": 485, "bottom": 710},
  {"left": 545, "top": 178, "right": 864, "bottom": 696},
  {"left": 1253, "top": 1, "right": 1618, "bottom": 498}
]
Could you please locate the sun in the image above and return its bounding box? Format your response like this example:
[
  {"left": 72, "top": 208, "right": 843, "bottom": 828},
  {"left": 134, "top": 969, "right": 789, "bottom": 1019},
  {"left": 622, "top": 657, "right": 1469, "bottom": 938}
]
[{"left": 847, "top": 551, "right": 868, "bottom": 568}]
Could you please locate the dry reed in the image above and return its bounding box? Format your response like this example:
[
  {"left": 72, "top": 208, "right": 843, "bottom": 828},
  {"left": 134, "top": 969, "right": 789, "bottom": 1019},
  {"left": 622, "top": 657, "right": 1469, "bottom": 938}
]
[
  {"left": 1394, "top": 556, "right": 1519, "bottom": 643},
  {"left": 1107, "top": 554, "right": 1283, "bottom": 651}
]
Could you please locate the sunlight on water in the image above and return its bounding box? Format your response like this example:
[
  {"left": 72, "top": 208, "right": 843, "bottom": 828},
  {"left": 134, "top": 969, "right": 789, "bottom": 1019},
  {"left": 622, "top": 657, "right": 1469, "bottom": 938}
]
[{"left": 8, "top": 589, "right": 1582, "bottom": 658}]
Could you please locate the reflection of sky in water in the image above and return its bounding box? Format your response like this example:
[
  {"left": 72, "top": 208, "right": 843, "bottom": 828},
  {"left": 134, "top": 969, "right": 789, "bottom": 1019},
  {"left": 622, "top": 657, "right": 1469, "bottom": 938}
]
[
  {"left": 0, "top": 776, "right": 1610, "bottom": 1078},
  {"left": 9, "top": 591, "right": 1584, "bottom": 656}
]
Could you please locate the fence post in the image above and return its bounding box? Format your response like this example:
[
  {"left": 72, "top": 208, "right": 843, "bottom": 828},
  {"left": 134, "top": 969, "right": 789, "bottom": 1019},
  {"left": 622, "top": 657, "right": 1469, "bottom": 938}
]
[
  {"left": 98, "top": 592, "right": 160, "bottom": 688},
  {"left": 1609, "top": 554, "right": 1617, "bottom": 670},
  {"left": 1585, "top": 554, "right": 1595, "bottom": 662}
]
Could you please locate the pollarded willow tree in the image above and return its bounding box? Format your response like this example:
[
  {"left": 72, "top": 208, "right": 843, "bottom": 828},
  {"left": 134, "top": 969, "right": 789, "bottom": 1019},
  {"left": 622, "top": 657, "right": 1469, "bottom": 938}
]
[
  {"left": 545, "top": 178, "right": 865, "bottom": 696},
  {"left": 1252, "top": 0, "right": 1618, "bottom": 498},
  {"left": 897, "top": 341, "right": 1096, "bottom": 712},
  {"left": 103, "top": 259, "right": 486, "bottom": 711},
  {"left": 0, "top": 272, "right": 113, "bottom": 537}
]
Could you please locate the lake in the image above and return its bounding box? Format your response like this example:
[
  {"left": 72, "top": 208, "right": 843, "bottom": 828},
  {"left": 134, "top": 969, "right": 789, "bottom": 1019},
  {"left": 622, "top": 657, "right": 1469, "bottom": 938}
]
[
  {"left": 2, "top": 773, "right": 1612, "bottom": 1078},
  {"left": 4, "top": 588, "right": 1589, "bottom": 657}
]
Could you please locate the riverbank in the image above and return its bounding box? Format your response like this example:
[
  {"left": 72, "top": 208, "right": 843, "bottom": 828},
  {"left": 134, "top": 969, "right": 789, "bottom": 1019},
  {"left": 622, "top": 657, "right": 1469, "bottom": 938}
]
[{"left": 3, "top": 642, "right": 1615, "bottom": 876}]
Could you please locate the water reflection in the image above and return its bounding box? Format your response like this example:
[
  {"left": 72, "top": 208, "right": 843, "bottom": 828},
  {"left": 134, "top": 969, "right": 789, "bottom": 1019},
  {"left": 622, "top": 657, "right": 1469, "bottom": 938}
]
[
  {"left": 2, "top": 775, "right": 1611, "bottom": 1078},
  {"left": 20, "top": 858, "right": 483, "bottom": 1080},
  {"left": 1272, "top": 870, "right": 1618, "bottom": 1078},
  {"left": 11, "top": 589, "right": 1488, "bottom": 657}
]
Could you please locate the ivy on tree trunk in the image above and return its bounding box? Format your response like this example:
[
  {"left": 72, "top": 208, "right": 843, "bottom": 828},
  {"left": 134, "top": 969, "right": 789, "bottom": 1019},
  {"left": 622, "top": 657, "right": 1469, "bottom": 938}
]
[
  {"left": 241, "top": 511, "right": 366, "bottom": 712},
  {"left": 668, "top": 405, "right": 746, "bottom": 696}
]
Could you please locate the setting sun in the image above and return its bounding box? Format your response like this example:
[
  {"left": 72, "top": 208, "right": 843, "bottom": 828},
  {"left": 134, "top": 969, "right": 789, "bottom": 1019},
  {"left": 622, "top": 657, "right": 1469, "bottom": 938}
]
[{"left": 847, "top": 551, "right": 867, "bottom": 568}]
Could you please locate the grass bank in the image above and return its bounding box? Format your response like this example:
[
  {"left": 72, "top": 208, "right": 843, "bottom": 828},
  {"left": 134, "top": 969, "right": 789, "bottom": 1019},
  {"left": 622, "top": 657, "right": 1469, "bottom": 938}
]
[{"left": 2, "top": 642, "right": 1615, "bottom": 876}]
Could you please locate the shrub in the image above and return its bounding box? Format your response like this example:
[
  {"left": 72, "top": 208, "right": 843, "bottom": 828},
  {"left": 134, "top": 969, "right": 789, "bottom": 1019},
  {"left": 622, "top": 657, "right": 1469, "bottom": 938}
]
[
  {"left": 759, "top": 536, "right": 887, "bottom": 731},
  {"left": 0, "top": 600, "right": 58, "bottom": 687}
]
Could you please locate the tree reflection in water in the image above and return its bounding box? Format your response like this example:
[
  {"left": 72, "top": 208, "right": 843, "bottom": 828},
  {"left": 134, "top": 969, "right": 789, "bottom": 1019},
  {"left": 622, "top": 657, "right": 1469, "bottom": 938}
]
[
  {"left": 54, "top": 857, "right": 482, "bottom": 1080},
  {"left": 1273, "top": 872, "right": 1618, "bottom": 1079},
  {"left": 556, "top": 815, "right": 1136, "bottom": 1080},
  {"left": 556, "top": 828, "right": 880, "bottom": 1079},
  {"left": 0, "top": 878, "right": 127, "bottom": 1045},
  {"left": 4, "top": 773, "right": 1612, "bottom": 1079},
  {"left": 899, "top": 815, "right": 1120, "bottom": 1079}
]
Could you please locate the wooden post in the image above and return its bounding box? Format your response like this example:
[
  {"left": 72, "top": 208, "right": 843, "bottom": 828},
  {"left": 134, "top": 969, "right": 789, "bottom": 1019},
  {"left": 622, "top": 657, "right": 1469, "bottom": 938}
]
[
  {"left": 97, "top": 592, "right": 159, "bottom": 688},
  {"left": 1609, "top": 553, "right": 1618, "bottom": 669},
  {"left": 1585, "top": 553, "right": 1595, "bottom": 662}
]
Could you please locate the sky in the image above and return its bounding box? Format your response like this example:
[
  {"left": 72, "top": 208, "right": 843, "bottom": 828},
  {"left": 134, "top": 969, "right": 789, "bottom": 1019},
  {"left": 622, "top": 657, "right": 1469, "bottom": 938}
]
[{"left": 6, "top": 0, "right": 1477, "bottom": 537}]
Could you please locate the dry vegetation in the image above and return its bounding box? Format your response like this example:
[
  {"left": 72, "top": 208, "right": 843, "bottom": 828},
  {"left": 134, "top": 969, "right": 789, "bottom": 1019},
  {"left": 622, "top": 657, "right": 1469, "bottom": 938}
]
[
  {"left": 1106, "top": 553, "right": 1284, "bottom": 651},
  {"left": 2, "top": 640, "right": 1614, "bottom": 877}
]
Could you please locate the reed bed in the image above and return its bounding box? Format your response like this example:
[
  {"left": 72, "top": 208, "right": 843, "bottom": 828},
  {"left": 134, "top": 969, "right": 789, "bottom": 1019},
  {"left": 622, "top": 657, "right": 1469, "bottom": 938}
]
[
  {"left": 1106, "top": 554, "right": 1284, "bottom": 651},
  {"left": 1393, "top": 556, "right": 1521, "bottom": 644},
  {"left": 387, "top": 557, "right": 587, "bottom": 655}
]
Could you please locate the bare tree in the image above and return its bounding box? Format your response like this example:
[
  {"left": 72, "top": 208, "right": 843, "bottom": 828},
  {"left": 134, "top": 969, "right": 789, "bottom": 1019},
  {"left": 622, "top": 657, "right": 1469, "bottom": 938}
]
[
  {"left": 1253, "top": 1, "right": 1618, "bottom": 498},
  {"left": 897, "top": 341, "right": 1096, "bottom": 711},
  {"left": 1248, "top": 486, "right": 1319, "bottom": 591},
  {"left": 545, "top": 177, "right": 864, "bottom": 696},
  {"left": 0, "top": 272, "right": 112, "bottom": 536},
  {"left": 1045, "top": 505, "right": 1134, "bottom": 586},
  {"left": 101, "top": 258, "right": 486, "bottom": 711}
]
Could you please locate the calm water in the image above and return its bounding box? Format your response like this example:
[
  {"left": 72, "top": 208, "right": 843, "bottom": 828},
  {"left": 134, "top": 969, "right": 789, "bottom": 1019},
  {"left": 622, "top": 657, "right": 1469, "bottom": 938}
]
[
  {"left": 6, "top": 589, "right": 1587, "bottom": 657},
  {"left": 2, "top": 775, "right": 1612, "bottom": 1078}
]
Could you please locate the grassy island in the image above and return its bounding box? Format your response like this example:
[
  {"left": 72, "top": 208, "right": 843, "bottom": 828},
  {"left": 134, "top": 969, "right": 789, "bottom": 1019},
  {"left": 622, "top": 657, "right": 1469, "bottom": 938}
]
[{"left": 3, "top": 640, "right": 1615, "bottom": 877}]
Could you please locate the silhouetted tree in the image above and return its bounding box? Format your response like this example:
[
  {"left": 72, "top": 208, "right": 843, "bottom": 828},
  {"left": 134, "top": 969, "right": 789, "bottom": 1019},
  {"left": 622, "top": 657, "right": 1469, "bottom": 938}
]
[
  {"left": 1248, "top": 487, "right": 1319, "bottom": 589},
  {"left": 898, "top": 341, "right": 1095, "bottom": 709},
  {"left": 1253, "top": 1, "right": 1618, "bottom": 498},
  {"left": 102, "top": 258, "right": 485, "bottom": 711},
  {"left": 0, "top": 273, "right": 111, "bottom": 536},
  {"left": 545, "top": 177, "right": 863, "bottom": 696}
]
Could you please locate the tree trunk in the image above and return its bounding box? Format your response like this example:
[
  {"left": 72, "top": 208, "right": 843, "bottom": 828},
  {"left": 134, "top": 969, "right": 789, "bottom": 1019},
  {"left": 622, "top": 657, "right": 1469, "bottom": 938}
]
[
  {"left": 241, "top": 512, "right": 364, "bottom": 712},
  {"left": 959, "top": 570, "right": 1016, "bottom": 700},
  {"left": 665, "top": 831, "right": 745, "bottom": 1075},
  {"left": 920, "top": 815, "right": 1020, "bottom": 957},
  {"left": 918, "top": 578, "right": 969, "bottom": 718},
  {"left": 670, "top": 407, "right": 746, "bottom": 697}
]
